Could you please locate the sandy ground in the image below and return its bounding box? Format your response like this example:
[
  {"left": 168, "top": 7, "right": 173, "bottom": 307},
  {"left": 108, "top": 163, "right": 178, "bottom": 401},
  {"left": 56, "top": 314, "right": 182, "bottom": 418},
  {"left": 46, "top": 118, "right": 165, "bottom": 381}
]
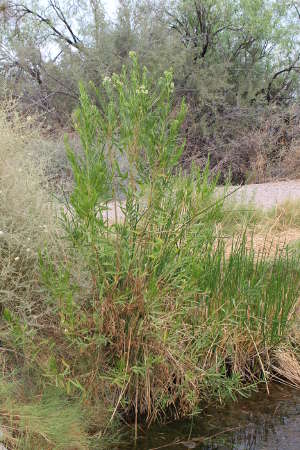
[
  {"left": 220, "top": 180, "right": 300, "bottom": 253},
  {"left": 62, "top": 180, "right": 300, "bottom": 224},
  {"left": 227, "top": 180, "right": 300, "bottom": 209},
  {"left": 106, "top": 180, "right": 300, "bottom": 220}
]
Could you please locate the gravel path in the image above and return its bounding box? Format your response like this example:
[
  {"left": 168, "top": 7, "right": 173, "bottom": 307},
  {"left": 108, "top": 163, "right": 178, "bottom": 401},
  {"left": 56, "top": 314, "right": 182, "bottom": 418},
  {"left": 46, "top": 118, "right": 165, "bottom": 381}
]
[
  {"left": 105, "top": 180, "right": 300, "bottom": 222},
  {"left": 62, "top": 180, "right": 300, "bottom": 224},
  {"left": 226, "top": 180, "right": 300, "bottom": 210}
]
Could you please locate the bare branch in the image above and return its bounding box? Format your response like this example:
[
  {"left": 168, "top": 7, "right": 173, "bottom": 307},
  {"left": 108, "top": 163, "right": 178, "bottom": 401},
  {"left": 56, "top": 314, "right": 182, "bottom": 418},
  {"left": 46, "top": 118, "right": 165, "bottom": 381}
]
[
  {"left": 266, "top": 59, "right": 300, "bottom": 102},
  {"left": 10, "top": 2, "right": 83, "bottom": 50}
]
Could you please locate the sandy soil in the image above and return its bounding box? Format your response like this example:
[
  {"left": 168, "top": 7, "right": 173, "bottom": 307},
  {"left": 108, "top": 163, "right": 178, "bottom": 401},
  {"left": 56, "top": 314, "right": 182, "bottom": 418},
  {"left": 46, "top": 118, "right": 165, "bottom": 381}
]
[
  {"left": 227, "top": 180, "right": 300, "bottom": 209},
  {"left": 62, "top": 180, "right": 300, "bottom": 223}
]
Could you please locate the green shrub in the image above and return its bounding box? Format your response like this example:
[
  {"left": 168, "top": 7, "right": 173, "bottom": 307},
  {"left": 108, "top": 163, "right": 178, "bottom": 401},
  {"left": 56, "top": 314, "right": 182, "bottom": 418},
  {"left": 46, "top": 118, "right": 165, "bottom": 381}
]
[
  {"left": 0, "top": 56, "right": 299, "bottom": 449},
  {"left": 36, "top": 54, "right": 300, "bottom": 432}
]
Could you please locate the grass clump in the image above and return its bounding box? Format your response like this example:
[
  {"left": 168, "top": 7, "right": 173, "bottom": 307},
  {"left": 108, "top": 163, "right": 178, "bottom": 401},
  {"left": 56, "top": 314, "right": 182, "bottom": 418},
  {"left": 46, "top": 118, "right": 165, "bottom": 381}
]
[
  {"left": 0, "top": 100, "right": 109, "bottom": 448},
  {"left": 1, "top": 55, "right": 300, "bottom": 448},
  {"left": 0, "top": 99, "right": 56, "bottom": 307},
  {"left": 0, "top": 380, "right": 88, "bottom": 449},
  {"left": 266, "top": 199, "right": 300, "bottom": 231},
  {"left": 221, "top": 198, "right": 300, "bottom": 236}
]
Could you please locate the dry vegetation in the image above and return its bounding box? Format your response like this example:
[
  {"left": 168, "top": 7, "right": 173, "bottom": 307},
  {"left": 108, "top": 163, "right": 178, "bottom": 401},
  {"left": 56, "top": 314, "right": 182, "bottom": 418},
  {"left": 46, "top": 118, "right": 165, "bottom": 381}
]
[
  {"left": 182, "top": 103, "right": 300, "bottom": 184},
  {"left": 0, "top": 99, "right": 57, "bottom": 315},
  {"left": 0, "top": 101, "right": 93, "bottom": 449}
]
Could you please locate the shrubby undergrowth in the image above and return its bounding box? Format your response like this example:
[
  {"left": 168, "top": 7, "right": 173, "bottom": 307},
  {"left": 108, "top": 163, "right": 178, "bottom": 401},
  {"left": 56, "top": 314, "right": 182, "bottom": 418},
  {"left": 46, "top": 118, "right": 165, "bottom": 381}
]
[
  {"left": 42, "top": 55, "right": 300, "bottom": 421},
  {"left": 1, "top": 56, "right": 300, "bottom": 449}
]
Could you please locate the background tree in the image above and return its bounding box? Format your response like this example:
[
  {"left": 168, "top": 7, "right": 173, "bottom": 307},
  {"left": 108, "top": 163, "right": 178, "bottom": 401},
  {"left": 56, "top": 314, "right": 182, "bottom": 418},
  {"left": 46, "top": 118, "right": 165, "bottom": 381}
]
[{"left": 1, "top": 0, "right": 300, "bottom": 181}]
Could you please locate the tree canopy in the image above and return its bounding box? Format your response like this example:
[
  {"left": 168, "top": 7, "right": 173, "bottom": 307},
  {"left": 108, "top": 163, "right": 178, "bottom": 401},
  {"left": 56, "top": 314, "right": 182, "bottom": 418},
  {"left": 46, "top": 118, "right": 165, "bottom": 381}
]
[{"left": 1, "top": 0, "right": 300, "bottom": 181}]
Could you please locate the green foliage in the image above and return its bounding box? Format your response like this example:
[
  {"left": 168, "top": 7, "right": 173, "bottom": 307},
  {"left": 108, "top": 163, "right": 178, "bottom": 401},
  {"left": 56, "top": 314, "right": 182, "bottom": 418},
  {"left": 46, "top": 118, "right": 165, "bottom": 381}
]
[
  {"left": 1, "top": 55, "right": 300, "bottom": 448},
  {"left": 2, "top": 1, "right": 300, "bottom": 182},
  {"left": 170, "top": 0, "right": 299, "bottom": 101},
  {"left": 0, "top": 379, "right": 89, "bottom": 449},
  {"left": 65, "top": 52, "right": 186, "bottom": 228},
  {"left": 2, "top": 1, "right": 300, "bottom": 114},
  {"left": 38, "top": 55, "right": 300, "bottom": 428}
]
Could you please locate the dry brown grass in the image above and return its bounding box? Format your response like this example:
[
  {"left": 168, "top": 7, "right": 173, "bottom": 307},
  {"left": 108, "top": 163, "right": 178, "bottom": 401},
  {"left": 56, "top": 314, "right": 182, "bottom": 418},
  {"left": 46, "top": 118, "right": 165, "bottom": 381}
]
[
  {"left": 272, "top": 349, "right": 300, "bottom": 386},
  {"left": 0, "top": 100, "right": 57, "bottom": 238},
  {"left": 250, "top": 229, "right": 300, "bottom": 255},
  {"left": 0, "top": 101, "right": 118, "bottom": 449},
  {"left": 221, "top": 197, "right": 300, "bottom": 258},
  {"left": 248, "top": 200, "right": 300, "bottom": 255},
  {"left": 0, "top": 99, "right": 59, "bottom": 307}
]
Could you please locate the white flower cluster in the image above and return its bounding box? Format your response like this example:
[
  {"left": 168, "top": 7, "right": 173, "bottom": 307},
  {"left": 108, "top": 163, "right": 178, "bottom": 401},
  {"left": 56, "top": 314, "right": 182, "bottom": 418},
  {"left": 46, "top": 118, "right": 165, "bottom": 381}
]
[
  {"left": 163, "top": 70, "right": 175, "bottom": 93},
  {"left": 110, "top": 73, "right": 123, "bottom": 88},
  {"left": 114, "top": 79, "right": 123, "bottom": 87},
  {"left": 103, "top": 76, "right": 111, "bottom": 85},
  {"left": 136, "top": 85, "right": 149, "bottom": 95},
  {"left": 129, "top": 51, "right": 137, "bottom": 59}
]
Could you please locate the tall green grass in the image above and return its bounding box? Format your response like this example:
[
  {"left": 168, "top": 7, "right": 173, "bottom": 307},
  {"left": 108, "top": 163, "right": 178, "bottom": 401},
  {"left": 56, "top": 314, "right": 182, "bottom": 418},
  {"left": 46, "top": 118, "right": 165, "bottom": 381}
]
[{"left": 0, "top": 380, "right": 89, "bottom": 449}]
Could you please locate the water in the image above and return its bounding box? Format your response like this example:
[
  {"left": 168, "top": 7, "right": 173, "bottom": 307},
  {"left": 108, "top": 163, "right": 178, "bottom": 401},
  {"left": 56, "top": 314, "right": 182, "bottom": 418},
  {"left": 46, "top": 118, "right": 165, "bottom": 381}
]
[{"left": 124, "top": 384, "right": 300, "bottom": 450}]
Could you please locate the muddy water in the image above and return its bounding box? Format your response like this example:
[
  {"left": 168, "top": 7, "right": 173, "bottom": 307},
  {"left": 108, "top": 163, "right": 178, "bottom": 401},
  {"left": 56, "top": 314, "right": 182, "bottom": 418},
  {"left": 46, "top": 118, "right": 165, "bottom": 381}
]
[{"left": 125, "top": 384, "right": 300, "bottom": 450}]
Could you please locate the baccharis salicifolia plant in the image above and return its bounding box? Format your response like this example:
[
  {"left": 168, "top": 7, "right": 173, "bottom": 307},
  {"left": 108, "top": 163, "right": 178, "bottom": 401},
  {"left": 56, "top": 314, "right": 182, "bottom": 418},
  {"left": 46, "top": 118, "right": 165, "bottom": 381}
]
[{"left": 25, "top": 52, "right": 300, "bottom": 437}]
